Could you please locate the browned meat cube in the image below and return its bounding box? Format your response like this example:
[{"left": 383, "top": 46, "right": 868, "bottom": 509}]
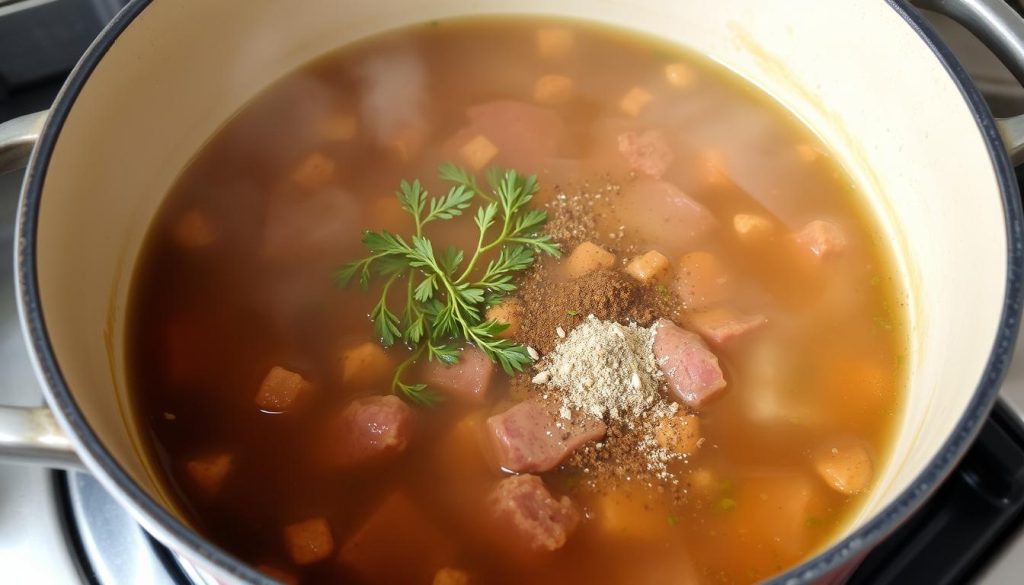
[
  {"left": 422, "top": 346, "right": 494, "bottom": 403},
  {"left": 686, "top": 307, "right": 767, "bottom": 345},
  {"left": 254, "top": 366, "right": 311, "bottom": 412},
  {"left": 793, "top": 219, "right": 847, "bottom": 259},
  {"left": 618, "top": 130, "right": 674, "bottom": 178},
  {"left": 283, "top": 517, "right": 334, "bottom": 565},
  {"left": 653, "top": 319, "right": 727, "bottom": 408},
  {"left": 318, "top": 395, "right": 414, "bottom": 467},
  {"left": 489, "top": 474, "right": 580, "bottom": 552},
  {"left": 486, "top": 399, "right": 605, "bottom": 473},
  {"left": 186, "top": 453, "right": 232, "bottom": 496}
]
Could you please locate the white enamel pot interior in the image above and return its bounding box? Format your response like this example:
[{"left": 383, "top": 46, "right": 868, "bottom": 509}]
[{"left": 15, "top": 0, "right": 1023, "bottom": 583}]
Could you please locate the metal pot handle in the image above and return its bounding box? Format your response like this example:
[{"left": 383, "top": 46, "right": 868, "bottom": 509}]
[
  {"left": 915, "top": 0, "right": 1024, "bottom": 163},
  {"left": 0, "top": 111, "right": 80, "bottom": 469}
]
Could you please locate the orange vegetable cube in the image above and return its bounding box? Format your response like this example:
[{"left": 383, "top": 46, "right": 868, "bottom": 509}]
[
  {"left": 291, "top": 151, "right": 336, "bottom": 191},
  {"left": 433, "top": 568, "right": 471, "bottom": 585},
  {"left": 536, "top": 28, "right": 574, "bottom": 58},
  {"left": 796, "top": 143, "right": 820, "bottom": 162},
  {"left": 458, "top": 134, "right": 499, "bottom": 171},
  {"left": 533, "top": 74, "right": 574, "bottom": 104},
  {"left": 255, "top": 366, "right": 311, "bottom": 412},
  {"left": 173, "top": 210, "right": 215, "bottom": 249},
  {"left": 485, "top": 299, "right": 521, "bottom": 338},
  {"left": 186, "top": 453, "right": 232, "bottom": 496},
  {"left": 664, "top": 63, "right": 695, "bottom": 88},
  {"left": 564, "top": 241, "right": 616, "bottom": 278},
  {"left": 655, "top": 414, "right": 701, "bottom": 454},
  {"left": 814, "top": 443, "right": 873, "bottom": 495},
  {"left": 625, "top": 250, "right": 670, "bottom": 283},
  {"left": 284, "top": 517, "right": 334, "bottom": 565},
  {"left": 732, "top": 213, "right": 775, "bottom": 241},
  {"left": 619, "top": 86, "right": 653, "bottom": 117},
  {"left": 337, "top": 342, "right": 393, "bottom": 389},
  {"left": 321, "top": 114, "right": 358, "bottom": 142}
]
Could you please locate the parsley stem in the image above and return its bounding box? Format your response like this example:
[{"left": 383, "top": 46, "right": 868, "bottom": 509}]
[{"left": 391, "top": 344, "right": 425, "bottom": 394}]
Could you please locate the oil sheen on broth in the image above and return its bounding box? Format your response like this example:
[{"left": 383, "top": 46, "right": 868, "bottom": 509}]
[{"left": 127, "top": 17, "right": 906, "bottom": 585}]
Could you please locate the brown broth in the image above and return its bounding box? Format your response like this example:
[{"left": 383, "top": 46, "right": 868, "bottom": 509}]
[{"left": 127, "top": 17, "right": 906, "bottom": 585}]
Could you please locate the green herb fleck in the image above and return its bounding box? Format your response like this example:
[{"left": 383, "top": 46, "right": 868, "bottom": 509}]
[
  {"left": 335, "top": 163, "right": 561, "bottom": 404},
  {"left": 566, "top": 310, "right": 578, "bottom": 316},
  {"left": 655, "top": 284, "right": 669, "bottom": 297},
  {"left": 666, "top": 514, "right": 681, "bottom": 527},
  {"left": 805, "top": 516, "right": 823, "bottom": 528},
  {"left": 718, "top": 497, "right": 737, "bottom": 512}
]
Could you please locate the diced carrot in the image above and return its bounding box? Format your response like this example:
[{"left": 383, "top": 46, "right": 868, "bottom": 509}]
[
  {"left": 255, "top": 366, "right": 311, "bottom": 412},
  {"left": 675, "top": 251, "right": 732, "bottom": 310},
  {"left": 625, "top": 250, "right": 670, "bottom": 284},
  {"left": 620, "top": 87, "right": 653, "bottom": 117},
  {"left": 793, "top": 220, "right": 847, "bottom": 259},
  {"left": 321, "top": 113, "right": 358, "bottom": 142},
  {"left": 390, "top": 124, "right": 429, "bottom": 162},
  {"left": 255, "top": 565, "right": 298, "bottom": 585},
  {"left": 664, "top": 63, "right": 695, "bottom": 88},
  {"left": 596, "top": 487, "right": 671, "bottom": 540},
  {"left": 433, "top": 568, "right": 471, "bottom": 585},
  {"left": 186, "top": 454, "right": 232, "bottom": 496},
  {"left": 173, "top": 210, "right": 215, "bottom": 249},
  {"left": 536, "top": 28, "right": 574, "bottom": 58},
  {"left": 291, "top": 152, "right": 336, "bottom": 191},
  {"left": 337, "top": 342, "right": 393, "bottom": 389},
  {"left": 814, "top": 443, "right": 873, "bottom": 495},
  {"left": 485, "top": 299, "right": 521, "bottom": 338},
  {"left": 732, "top": 213, "right": 775, "bottom": 241},
  {"left": 655, "top": 414, "right": 701, "bottom": 455},
  {"left": 284, "top": 517, "right": 334, "bottom": 565},
  {"left": 533, "top": 74, "right": 574, "bottom": 104},
  {"left": 564, "top": 241, "right": 616, "bottom": 278},
  {"left": 458, "top": 134, "right": 499, "bottom": 171}
]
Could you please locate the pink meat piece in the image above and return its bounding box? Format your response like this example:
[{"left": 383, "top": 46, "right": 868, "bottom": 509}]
[
  {"left": 422, "top": 346, "right": 494, "bottom": 403},
  {"left": 489, "top": 474, "right": 580, "bottom": 552},
  {"left": 614, "top": 179, "right": 715, "bottom": 254},
  {"left": 617, "top": 130, "right": 674, "bottom": 178},
  {"left": 653, "top": 319, "right": 727, "bottom": 408},
  {"left": 687, "top": 308, "right": 767, "bottom": 345},
  {"left": 318, "top": 395, "right": 415, "bottom": 467},
  {"left": 793, "top": 220, "right": 847, "bottom": 259},
  {"left": 451, "top": 100, "right": 565, "bottom": 170},
  {"left": 487, "top": 399, "right": 606, "bottom": 473}
]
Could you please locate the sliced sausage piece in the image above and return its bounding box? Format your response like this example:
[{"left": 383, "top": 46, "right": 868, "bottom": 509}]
[
  {"left": 489, "top": 474, "right": 580, "bottom": 552},
  {"left": 487, "top": 399, "right": 606, "bottom": 473},
  {"left": 283, "top": 517, "right": 334, "bottom": 565},
  {"left": 422, "top": 346, "right": 494, "bottom": 403},
  {"left": 653, "top": 319, "right": 727, "bottom": 408},
  {"left": 618, "top": 130, "right": 674, "bottom": 178},
  {"left": 793, "top": 219, "right": 846, "bottom": 259},
  {"left": 686, "top": 307, "right": 767, "bottom": 345},
  {"left": 318, "top": 395, "right": 414, "bottom": 467},
  {"left": 814, "top": 443, "right": 873, "bottom": 495},
  {"left": 612, "top": 179, "right": 715, "bottom": 254}
]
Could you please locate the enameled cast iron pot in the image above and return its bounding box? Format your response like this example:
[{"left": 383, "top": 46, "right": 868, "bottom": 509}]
[{"left": 2, "top": 0, "right": 1024, "bottom": 583}]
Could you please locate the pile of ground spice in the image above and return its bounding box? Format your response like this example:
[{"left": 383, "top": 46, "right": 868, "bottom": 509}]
[{"left": 544, "top": 178, "right": 620, "bottom": 250}]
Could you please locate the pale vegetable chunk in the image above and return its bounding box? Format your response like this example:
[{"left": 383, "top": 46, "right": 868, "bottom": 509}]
[
  {"left": 321, "top": 113, "right": 358, "bottom": 141},
  {"left": 733, "top": 213, "right": 775, "bottom": 241},
  {"left": 686, "top": 307, "right": 767, "bottom": 345},
  {"left": 664, "top": 63, "right": 695, "bottom": 88},
  {"left": 655, "top": 413, "right": 701, "bottom": 454},
  {"left": 291, "top": 151, "right": 336, "bottom": 191},
  {"left": 814, "top": 443, "right": 873, "bottom": 495},
  {"left": 564, "top": 241, "right": 616, "bottom": 278},
  {"left": 698, "top": 149, "right": 728, "bottom": 186},
  {"left": 283, "top": 517, "right": 334, "bottom": 565},
  {"left": 173, "top": 210, "right": 215, "bottom": 248},
  {"left": 536, "top": 28, "right": 574, "bottom": 58},
  {"left": 186, "top": 453, "right": 232, "bottom": 496},
  {"left": 422, "top": 346, "right": 494, "bottom": 403},
  {"left": 433, "top": 568, "right": 471, "bottom": 585},
  {"left": 485, "top": 298, "right": 521, "bottom": 338},
  {"left": 489, "top": 474, "right": 580, "bottom": 552},
  {"left": 597, "top": 487, "right": 672, "bottom": 540},
  {"left": 653, "top": 319, "right": 727, "bottom": 408},
  {"left": 793, "top": 219, "right": 847, "bottom": 259},
  {"left": 620, "top": 86, "right": 653, "bottom": 117},
  {"left": 458, "top": 134, "right": 499, "bottom": 171},
  {"left": 255, "top": 366, "right": 312, "bottom": 412},
  {"left": 675, "top": 251, "right": 732, "bottom": 310},
  {"left": 337, "top": 341, "right": 393, "bottom": 388},
  {"left": 533, "top": 74, "right": 574, "bottom": 104},
  {"left": 617, "top": 130, "right": 674, "bottom": 178},
  {"left": 625, "top": 250, "right": 670, "bottom": 284}
]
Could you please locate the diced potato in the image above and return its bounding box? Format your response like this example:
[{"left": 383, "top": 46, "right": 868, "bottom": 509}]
[
  {"left": 458, "top": 134, "right": 499, "bottom": 171},
  {"left": 434, "top": 568, "right": 471, "bottom": 585},
  {"left": 620, "top": 86, "right": 653, "bottom": 117},
  {"left": 186, "top": 453, "right": 232, "bottom": 496},
  {"left": 732, "top": 213, "right": 775, "bottom": 242},
  {"left": 321, "top": 114, "right": 358, "bottom": 142},
  {"left": 337, "top": 342, "right": 393, "bottom": 389},
  {"left": 596, "top": 488, "right": 671, "bottom": 540},
  {"left": 625, "top": 250, "right": 670, "bottom": 283},
  {"left": 793, "top": 220, "right": 847, "bottom": 259},
  {"left": 255, "top": 565, "right": 298, "bottom": 585},
  {"left": 655, "top": 414, "right": 701, "bottom": 455},
  {"left": 664, "top": 63, "right": 695, "bottom": 88},
  {"left": 675, "top": 251, "right": 731, "bottom": 310},
  {"left": 536, "top": 28, "right": 574, "bottom": 58},
  {"left": 533, "top": 74, "right": 574, "bottom": 104},
  {"left": 255, "top": 365, "right": 311, "bottom": 412},
  {"left": 283, "top": 517, "right": 334, "bottom": 565},
  {"left": 485, "top": 298, "right": 521, "bottom": 339},
  {"left": 291, "top": 151, "right": 336, "bottom": 191},
  {"left": 698, "top": 149, "right": 728, "bottom": 186},
  {"left": 796, "top": 143, "right": 820, "bottom": 162},
  {"left": 814, "top": 443, "right": 873, "bottom": 495},
  {"left": 564, "top": 241, "right": 616, "bottom": 278},
  {"left": 174, "top": 210, "right": 215, "bottom": 249}
]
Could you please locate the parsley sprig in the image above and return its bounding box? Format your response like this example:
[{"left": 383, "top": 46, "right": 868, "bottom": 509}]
[{"left": 335, "top": 163, "right": 560, "bottom": 405}]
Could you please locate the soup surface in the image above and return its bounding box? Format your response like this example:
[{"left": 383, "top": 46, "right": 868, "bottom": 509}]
[{"left": 128, "top": 17, "right": 906, "bottom": 585}]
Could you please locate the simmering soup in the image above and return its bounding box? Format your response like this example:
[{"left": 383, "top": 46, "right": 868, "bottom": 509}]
[{"left": 128, "top": 17, "right": 906, "bottom": 585}]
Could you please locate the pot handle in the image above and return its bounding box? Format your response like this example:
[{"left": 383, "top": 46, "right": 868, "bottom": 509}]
[
  {"left": 914, "top": 0, "right": 1024, "bottom": 164},
  {"left": 0, "top": 111, "right": 81, "bottom": 469}
]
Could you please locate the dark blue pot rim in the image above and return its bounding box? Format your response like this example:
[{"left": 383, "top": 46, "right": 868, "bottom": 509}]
[{"left": 14, "top": 0, "right": 1024, "bottom": 583}]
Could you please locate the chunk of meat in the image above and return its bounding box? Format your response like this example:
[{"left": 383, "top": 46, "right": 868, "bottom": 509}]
[
  {"left": 339, "top": 491, "right": 453, "bottom": 582},
  {"left": 337, "top": 341, "right": 393, "bottom": 389},
  {"left": 664, "top": 63, "right": 695, "bottom": 88},
  {"left": 618, "top": 130, "right": 674, "bottom": 178},
  {"left": 422, "top": 346, "right": 494, "bottom": 403},
  {"left": 675, "top": 251, "right": 732, "bottom": 310},
  {"left": 458, "top": 134, "right": 499, "bottom": 170},
  {"left": 290, "top": 151, "right": 336, "bottom": 191},
  {"left": 793, "top": 219, "right": 846, "bottom": 259},
  {"left": 564, "top": 241, "right": 616, "bottom": 279},
  {"left": 255, "top": 365, "right": 311, "bottom": 412},
  {"left": 612, "top": 179, "right": 715, "bottom": 254},
  {"left": 433, "top": 568, "right": 471, "bottom": 585},
  {"left": 447, "top": 100, "right": 564, "bottom": 169},
  {"left": 686, "top": 307, "right": 767, "bottom": 345},
  {"left": 318, "top": 395, "right": 415, "bottom": 467},
  {"left": 655, "top": 413, "right": 702, "bottom": 454},
  {"left": 536, "top": 28, "right": 574, "bottom": 58},
  {"left": 653, "top": 319, "right": 727, "bottom": 408},
  {"left": 625, "top": 250, "right": 670, "bottom": 284},
  {"left": 173, "top": 210, "right": 215, "bottom": 248},
  {"left": 733, "top": 213, "right": 775, "bottom": 241},
  {"left": 186, "top": 453, "right": 232, "bottom": 496},
  {"left": 283, "top": 517, "right": 334, "bottom": 565},
  {"left": 489, "top": 474, "right": 580, "bottom": 552},
  {"left": 485, "top": 298, "right": 521, "bottom": 339},
  {"left": 814, "top": 443, "right": 873, "bottom": 495},
  {"left": 486, "top": 399, "right": 606, "bottom": 473},
  {"left": 620, "top": 86, "right": 653, "bottom": 117},
  {"left": 533, "top": 74, "right": 574, "bottom": 104}
]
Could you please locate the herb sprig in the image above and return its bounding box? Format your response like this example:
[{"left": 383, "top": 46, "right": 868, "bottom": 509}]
[{"left": 335, "top": 163, "right": 560, "bottom": 405}]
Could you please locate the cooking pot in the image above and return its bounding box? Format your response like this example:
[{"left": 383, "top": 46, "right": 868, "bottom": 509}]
[{"left": 1, "top": 0, "right": 1023, "bottom": 583}]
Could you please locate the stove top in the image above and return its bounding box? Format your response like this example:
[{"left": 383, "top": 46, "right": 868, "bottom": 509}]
[{"left": 4, "top": 2, "right": 1024, "bottom": 585}]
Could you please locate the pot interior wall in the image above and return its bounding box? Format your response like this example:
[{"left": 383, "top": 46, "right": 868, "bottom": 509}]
[{"left": 30, "top": 0, "right": 1007, "bottom": 570}]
